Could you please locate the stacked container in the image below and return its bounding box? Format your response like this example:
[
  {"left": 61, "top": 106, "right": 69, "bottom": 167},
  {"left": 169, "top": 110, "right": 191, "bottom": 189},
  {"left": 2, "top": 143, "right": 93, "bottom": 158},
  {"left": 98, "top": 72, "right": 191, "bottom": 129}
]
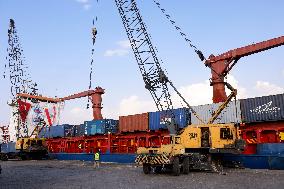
[
  {"left": 85, "top": 120, "right": 105, "bottom": 135},
  {"left": 39, "top": 125, "right": 64, "bottom": 138},
  {"left": 0, "top": 142, "right": 16, "bottom": 153},
  {"left": 104, "top": 119, "right": 119, "bottom": 133},
  {"left": 119, "top": 113, "right": 149, "bottom": 132},
  {"left": 149, "top": 108, "right": 190, "bottom": 130},
  {"left": 64, "top": 124, "right": 76, "bottom": 137},
  {"left": 240, "top": 93, "right": 284, "bottom": 123},
  {"left": 85, "top": 119, "right": 118, "bottom": 135},
  {"left": 74, "top": 124, "right": 86, "bottom": 136},
  {"left": 190, "top": 101, "right": 241, "bottom": 124}
]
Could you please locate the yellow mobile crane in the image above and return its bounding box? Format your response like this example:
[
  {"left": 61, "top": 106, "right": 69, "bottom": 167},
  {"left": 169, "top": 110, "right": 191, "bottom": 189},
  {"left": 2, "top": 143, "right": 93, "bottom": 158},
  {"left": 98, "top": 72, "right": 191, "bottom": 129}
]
[{"left": 114, "top": 0, "right": 245, "bottom": 175}]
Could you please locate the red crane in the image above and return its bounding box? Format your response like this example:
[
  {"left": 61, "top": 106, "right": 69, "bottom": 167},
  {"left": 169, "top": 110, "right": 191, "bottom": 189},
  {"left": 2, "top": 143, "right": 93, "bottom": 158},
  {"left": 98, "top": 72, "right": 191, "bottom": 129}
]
[
  {"left": 60, "top": 87, "right": 105, "bottom": 120},
  {"left": 205, "top": 36, "right": 284, "bottom": 103}
]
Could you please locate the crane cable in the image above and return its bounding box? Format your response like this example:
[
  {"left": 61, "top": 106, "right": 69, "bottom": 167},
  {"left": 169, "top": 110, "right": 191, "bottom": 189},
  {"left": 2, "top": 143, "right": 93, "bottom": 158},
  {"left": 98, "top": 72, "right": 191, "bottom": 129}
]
[
  {"left": 152, "top": 0, "right": 205, "bottom": 61},
  {"left": 87, "top": 18, "right": 98, "bottom": 109}
]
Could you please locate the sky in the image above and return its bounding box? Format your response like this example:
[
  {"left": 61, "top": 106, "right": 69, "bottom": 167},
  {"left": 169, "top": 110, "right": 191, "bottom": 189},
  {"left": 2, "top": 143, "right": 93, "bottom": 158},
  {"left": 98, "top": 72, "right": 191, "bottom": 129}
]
[{"left": 0, "top": 0, "right": 284, "bottom": 125}]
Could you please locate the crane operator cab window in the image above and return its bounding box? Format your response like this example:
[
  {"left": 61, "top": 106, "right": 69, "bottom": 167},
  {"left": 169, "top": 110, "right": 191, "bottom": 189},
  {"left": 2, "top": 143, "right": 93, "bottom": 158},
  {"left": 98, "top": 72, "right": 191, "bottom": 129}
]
[{"left": 220, "top": 128, "right": 233, "bottom": 139}]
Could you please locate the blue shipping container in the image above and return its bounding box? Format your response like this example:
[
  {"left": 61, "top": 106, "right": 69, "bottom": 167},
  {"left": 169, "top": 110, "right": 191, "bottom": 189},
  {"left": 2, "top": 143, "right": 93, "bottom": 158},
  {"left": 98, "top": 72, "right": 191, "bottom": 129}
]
[
  {"left": 104, "top": 119, "right": 119, "bottom": 133},
  {"left": 0, "top": 142, "right": 16, "bottom": 153},
  {"left": 39, "top": 125, "right": 64, "bottom": 138},
  {"left": 85, "top": 119, "right": 118, "bottom": 135},
  {"left": 85, "top": 120, "right": 105, "bottom": 135},
  {"left": 64, "top": 124, "right": 76, "bottom": 137},
  {"left": 74, "top": 124, "right": 86, "bottom": 136},
  {"left": 149, "top": 108, "right": 191, "bottom": 130}
]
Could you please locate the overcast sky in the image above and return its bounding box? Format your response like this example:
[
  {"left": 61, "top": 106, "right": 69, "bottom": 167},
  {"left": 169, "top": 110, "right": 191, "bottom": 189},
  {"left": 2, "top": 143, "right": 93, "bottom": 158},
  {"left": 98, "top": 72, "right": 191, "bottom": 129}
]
[{"left": 0, "top": 0, "right": 284, "bottom": 125}]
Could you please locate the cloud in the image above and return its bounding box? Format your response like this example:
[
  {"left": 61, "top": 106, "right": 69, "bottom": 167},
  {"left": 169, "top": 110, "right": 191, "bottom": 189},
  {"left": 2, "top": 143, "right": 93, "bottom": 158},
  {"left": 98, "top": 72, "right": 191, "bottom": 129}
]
[
  {"left": 119, "top": 95, "right": 155, "bottom": 116},
  {"left": 104, "top": 39, "right": 131, "bottom": 57},
  {"left": 226, "top": 75, "right": 248, "bottom": 99},
  {"left": 254, "top": 81, "right": 284, "bottom": 96},
  {"left": 117, "top": 40, "right": 131, "bottom": 48},
  {"left": 60, "top": 106, "right": 92, "bottom": 125},
  {"left": 75, "top": 0, "right": 91, "bottom": 10},
  {"left": 104, "top": 49, "right": 129, "bottom": 57},
  {"left": 172, "top": 80, "right": 212, "bottom": 107}
]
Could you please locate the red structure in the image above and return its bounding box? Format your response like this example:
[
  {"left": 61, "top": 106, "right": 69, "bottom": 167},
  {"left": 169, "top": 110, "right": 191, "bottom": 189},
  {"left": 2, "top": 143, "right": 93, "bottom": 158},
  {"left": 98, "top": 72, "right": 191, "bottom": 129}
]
[
  {"left": 60, "top": 87, "right": 105, "bottom": 120},
  {"left": 45, "top": 130, "right": 170, "bottom": 154},
  {"left": 240, "top": 121, "right": 284, "bottom": 154},
  {"left": 205, "top": 36, "right": 284, "bottom": 103}
]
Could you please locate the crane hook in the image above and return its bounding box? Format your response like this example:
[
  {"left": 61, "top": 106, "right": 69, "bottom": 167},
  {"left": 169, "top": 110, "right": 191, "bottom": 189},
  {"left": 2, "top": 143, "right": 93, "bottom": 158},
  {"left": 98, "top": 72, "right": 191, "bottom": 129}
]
[{"left": 92, "top": 27, "right": 97, "bottom": 45}]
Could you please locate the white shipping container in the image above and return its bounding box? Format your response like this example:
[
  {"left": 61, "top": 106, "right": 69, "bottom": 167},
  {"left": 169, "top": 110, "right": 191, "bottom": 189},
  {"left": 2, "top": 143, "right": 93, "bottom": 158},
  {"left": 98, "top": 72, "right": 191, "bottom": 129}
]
[{"left": 190, "top": 100, "right": 241, "bottom": 124}]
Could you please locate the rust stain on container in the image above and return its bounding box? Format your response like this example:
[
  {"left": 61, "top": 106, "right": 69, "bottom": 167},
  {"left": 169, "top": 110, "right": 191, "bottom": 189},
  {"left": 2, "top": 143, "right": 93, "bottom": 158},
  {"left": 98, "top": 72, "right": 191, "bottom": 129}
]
[{"left": 119, "top": 113, "right": 149, "bottom": 132}]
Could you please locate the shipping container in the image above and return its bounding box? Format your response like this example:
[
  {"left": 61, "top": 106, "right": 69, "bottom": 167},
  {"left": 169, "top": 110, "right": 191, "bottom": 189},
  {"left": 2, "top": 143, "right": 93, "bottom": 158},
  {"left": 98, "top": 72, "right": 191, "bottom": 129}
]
[
  {"left": 74, "top": 124, "right": 86, "bottom": 136},
  {"left": 119, "top": 113, "right": 149, "bottom": 132},
  {"left": 104, "top": 119, "right": 119, "bottom": 133},
  {"left": 85, "top": 120, "right": 118, "bottom": 135},
  {"left": 64, "top": 124, "right": 76, "bottom": 137},
  {"left": 240, "top": 93, "right": 284, "bottom": 123},
  {"left": 90, "top": 120, "right": 105, "bottom": 134},
  {"left": 190, "top": 100, "right": 241, "bottom": 124},
  {"left": 39, "top": 125, "right": 64, "bottom": 138},
  {"left": 0, "top": 142, "right": 16, "bottom": 153},
  {"left": 149, "top": 108, "right": 190, "bottom": 130}
]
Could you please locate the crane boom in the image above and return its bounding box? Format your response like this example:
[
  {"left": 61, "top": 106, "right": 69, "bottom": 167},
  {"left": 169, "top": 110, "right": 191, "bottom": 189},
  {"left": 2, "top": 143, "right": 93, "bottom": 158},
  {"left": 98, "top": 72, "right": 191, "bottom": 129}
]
[
  {"left": 60, "top": 90, "right": 97, "bottom": 101},
  {"left": 205, "top": 36, "right": 284, "bottom": 65},
  {"left": 204, "top": 35, "right": 284, "bottom": 103},
  {"left": 60, "top": 87, "right": 105, "bottom": 120},
  {"left": 114, "top": 0, "right": 204, "bottom": 134}
]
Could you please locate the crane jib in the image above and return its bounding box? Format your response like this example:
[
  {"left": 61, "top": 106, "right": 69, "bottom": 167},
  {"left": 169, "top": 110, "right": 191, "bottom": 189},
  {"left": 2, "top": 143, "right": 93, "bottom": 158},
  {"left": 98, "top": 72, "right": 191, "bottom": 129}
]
[{"left": 114, "top": 0, "right": 205, "bottom": 131}]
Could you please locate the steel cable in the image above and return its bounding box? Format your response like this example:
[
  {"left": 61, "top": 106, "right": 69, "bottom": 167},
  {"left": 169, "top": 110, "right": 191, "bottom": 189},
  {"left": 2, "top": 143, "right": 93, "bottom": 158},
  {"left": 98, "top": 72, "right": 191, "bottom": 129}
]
[{"left": 152, "top": 0, "right": 205, "bottom": 61}]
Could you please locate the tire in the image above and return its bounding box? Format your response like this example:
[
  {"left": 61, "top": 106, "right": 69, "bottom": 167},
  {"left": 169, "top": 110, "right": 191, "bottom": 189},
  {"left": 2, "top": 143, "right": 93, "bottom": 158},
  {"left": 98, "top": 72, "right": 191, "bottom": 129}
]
[
  {"left": 143, "top": 164, "right": 151, "bottom": 174},
  {"left": 155, "top": 166, "right": 162, "bottom": 174},
  {"left": 183, "top": 157, "right": 190, "bottom": 174},
  {"left": 1, "top": 154, "right": 8, "bottom": 161},
  {"left": 172, "top": 157, "right": 180, "bottom": 176}
]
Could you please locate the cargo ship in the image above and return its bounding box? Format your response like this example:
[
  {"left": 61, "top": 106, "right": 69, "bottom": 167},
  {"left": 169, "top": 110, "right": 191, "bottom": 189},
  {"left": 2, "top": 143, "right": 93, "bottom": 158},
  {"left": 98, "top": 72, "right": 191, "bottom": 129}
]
[{"left": 2, "top": 93, "right": 283, "bottom": 169}]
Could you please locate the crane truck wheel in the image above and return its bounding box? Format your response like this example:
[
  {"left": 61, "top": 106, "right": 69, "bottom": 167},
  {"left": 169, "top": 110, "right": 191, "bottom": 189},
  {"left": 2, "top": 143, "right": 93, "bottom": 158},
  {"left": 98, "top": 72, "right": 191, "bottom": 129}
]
[
  {"left": 172, "top": 157, "right": 180, "bottom": 176},
  {"left": 143, "top": 164, "right": 151, "bottom": 174},
  {"left": 1, "top": 154, "right": 8, "bottom": 161},
  {"left": 155, "top": 166, "right": 162, "bottom": 174},
  {"left": 182, "top": 157, "right": 190, "bottom": 174}
]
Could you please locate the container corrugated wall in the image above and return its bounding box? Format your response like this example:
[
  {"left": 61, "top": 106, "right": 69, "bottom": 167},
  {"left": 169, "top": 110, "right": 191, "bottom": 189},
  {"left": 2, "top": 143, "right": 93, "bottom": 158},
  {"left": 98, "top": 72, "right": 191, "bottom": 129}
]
[
  {"left": 104, "top": 119, "right": 118, "bottom": 133},
  {"left": 39, "top": 125, "right": 64, "bottom": 138},
  {"left": 64, "top": 124, "right": 75, "bottom": 137},
  {"left": 149, "top": 108, "right": 190, "bottom": 130},
  {"left": 119, "top": 113, "right": 149, "bottom": 132},
  {"left": 190, "top": 100, "right": 241, "bottom": 124},
  {"left": 85, "top": 120, "right": 105, "bottom": 135},
  {"left": 0, "top": 142, "right": 16, "bottom": 153},
  {"left": 240, "top": 93, "right": 284, "bottom": 123},
  {"left": 85, "top": 119, "right": 118, "bottom": 135}
]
